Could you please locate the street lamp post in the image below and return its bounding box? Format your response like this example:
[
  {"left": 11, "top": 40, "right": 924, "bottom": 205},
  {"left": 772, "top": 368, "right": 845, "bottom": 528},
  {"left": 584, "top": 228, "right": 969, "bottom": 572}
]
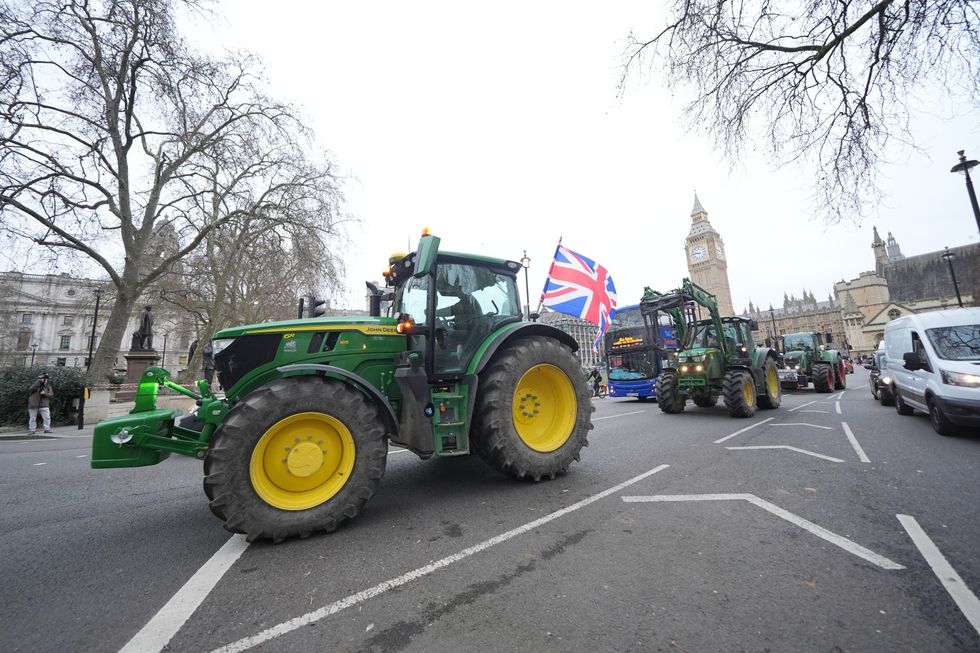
[
  {"left": 768, "top": 306, "right": 779, "bottom": 352},
  {"left": 162, "top": 333, "right": 168, "bottom": 368},
  {"left": 30, "top": 342, "right": 37, "bottom": 366},
  {"left": 950, "top": 150, "right": 980, "bottom": 234},
  {"left": 86, "top": 287, "right": 103, "bottom": 371},
  {"left": 942, "top": 247, "right": 964, "bottom": 308},
  {"left": 520, "top": 250, "right": 531, "bottom": 321}
]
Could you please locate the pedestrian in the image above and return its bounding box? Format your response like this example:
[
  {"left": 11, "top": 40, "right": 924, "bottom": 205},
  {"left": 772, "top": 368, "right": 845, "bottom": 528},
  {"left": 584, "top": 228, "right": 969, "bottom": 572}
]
[
  {"left": 202, "top": 340, "right": 215, "bottom": 386},
  {"left": 587, "top": 367, "right": 601, "bottom": 397},
  {"left": 28, "top": 372, "right": 54, "bottom": 435}
]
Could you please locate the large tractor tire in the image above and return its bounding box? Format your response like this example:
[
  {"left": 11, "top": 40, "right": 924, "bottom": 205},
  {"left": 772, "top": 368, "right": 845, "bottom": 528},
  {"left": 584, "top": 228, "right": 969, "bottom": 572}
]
[
  {"left": 812, "top": 362, "right": 834, "bottom": 393},
  {"left": 471, "top": 337, "right": 592, "bottom": 481},
  {"left": 757, "top": 358, "right": 782, "bottom": 409},
  {"left": 723, "top": 369, "right": 757, "bottom": 418},
  {"left": 834, "top": 359, "right": 847, "bottom": 390},
  {"left": 656, "top": 371, "right": 685, "bottom": 413},
  {"left": 203, "top": 377, "right": 388, "bottom": 542}
]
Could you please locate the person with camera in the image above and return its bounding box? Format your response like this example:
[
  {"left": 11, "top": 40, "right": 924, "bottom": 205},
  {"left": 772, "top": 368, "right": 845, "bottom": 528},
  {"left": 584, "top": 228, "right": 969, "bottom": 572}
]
[{"left": 28, "top": 372, "right": 54, "bottom": 435}]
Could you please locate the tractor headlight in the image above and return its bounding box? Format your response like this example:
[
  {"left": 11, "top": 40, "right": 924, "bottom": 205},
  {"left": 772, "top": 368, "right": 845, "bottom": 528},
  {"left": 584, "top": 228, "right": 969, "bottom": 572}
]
[
  {"left": 211, "top": 338, "right": 235, "bottom": 356},
  {"left": 880, "top": 375, "right": 892, "bottom": 385},
  {"left": 941, "top": 369, "right": 980, "bottom": 388},
  {"left": 694, "top": 364, "right": 703, "bottom": 372},
  {"left": 680, "top": 365, "right": 689, "bottom": 373}
]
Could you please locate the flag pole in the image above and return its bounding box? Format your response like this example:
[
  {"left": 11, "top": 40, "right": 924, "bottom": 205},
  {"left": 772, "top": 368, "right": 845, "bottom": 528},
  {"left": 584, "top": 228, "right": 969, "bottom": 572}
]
[{"left": 536, "top": 237, "right": 562, "bottom": 315}]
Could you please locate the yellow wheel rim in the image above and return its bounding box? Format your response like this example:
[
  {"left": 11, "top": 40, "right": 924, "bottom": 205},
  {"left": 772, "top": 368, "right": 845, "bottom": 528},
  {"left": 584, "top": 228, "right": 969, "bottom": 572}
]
[
  {"left": 766, "top": 365, "right": 779, "bottom": 398},
  {"left": 512, "top": 364, "right": 577, "bottom": 452},
  {"left": 743, "top": 376, "right": 755, "bottom": 406},
  {"left": 250, "top": 412, "right": 355, "bottom": 511}
]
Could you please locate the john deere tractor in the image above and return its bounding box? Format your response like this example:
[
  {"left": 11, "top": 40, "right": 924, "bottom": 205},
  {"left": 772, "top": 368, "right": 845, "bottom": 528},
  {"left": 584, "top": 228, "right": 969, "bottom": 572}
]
[
  {"left": 91, "top": 232, "right": 593, "bottom": 542},
  {"left": 780, "top": 331, "right": 846, "bottom": 393},
  {"left": 641, "top": 279, "right": 781, "bottom": 417}
]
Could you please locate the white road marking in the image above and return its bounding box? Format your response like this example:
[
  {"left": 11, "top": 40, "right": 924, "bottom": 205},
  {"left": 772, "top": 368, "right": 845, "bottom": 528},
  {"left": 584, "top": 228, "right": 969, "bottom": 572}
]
[
  {"left": 76, "top": 454, "right": 87, "bottom": 458},
  {"left": 726, "top": 445, "right": 844, "bottom": 463},
  {"left": 787, "top": 400, "right": 817, "bottom": 412},
  {"left": 387, "top": 448, "right": 411, "bottom": 455},
  {"left": 827, "top": 392, "right": 844, "bottom": 401},
  {"left": 33, "top": 462, "right": 47, "bottom": 466},
  {"left": 622, "top": 493, "right": 903, "bottom": 570},
  {"left": 835, "top": 401, "right": 842, "bottom": 414},
  {"left": 593, "top": 410, "right": 646, "bottom": 421},
  {"left": 841, "top": 422, "right": 870, "bottom": 463},
  {"left": 898, "top": 514, "right": 980, "bottom": 636},
  {"left": 210, "top": 464, "right": 670, "bottom": 653},
  {"left": 713, "top": 417, "right": 774, "bottom": 444},
  {"left": 120, "top": 535, "right": 250, "bottom": 653},
  {"left": 771, "top": 423, "right": 833, "bottom": 430},
  {"left": 799, "top": 410, "right": 829, "bottom": 414}
]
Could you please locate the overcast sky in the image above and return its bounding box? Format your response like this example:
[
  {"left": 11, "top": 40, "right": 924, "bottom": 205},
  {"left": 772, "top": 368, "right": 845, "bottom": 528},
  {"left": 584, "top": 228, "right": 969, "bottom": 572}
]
[{"left": 201, "top": 1, "right": 979, "bottom": 314}]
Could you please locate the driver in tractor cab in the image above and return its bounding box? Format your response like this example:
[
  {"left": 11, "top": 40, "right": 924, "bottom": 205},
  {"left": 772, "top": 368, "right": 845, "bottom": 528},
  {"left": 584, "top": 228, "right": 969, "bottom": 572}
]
[{"left": 435, "top": 268, "right": 482, "bottom": 364}]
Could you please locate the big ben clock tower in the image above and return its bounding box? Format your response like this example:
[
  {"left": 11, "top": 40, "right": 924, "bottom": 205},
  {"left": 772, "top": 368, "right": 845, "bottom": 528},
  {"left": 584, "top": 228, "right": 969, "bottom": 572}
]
[{"left": 685, "top": 193, "right": 735, "bottom": 316}]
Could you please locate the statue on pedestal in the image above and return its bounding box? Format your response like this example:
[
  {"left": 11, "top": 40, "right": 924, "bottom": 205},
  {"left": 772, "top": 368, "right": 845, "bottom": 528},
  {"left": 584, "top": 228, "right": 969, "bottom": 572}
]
[{"left": 132, "top": 305, "right": 154, "bottom": 351}]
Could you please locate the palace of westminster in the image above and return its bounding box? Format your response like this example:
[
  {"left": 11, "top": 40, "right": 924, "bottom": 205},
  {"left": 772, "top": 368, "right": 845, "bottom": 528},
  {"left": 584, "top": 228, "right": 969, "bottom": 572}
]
[{"left": 1, "top": 195, "right": 977, "bottom": 373}]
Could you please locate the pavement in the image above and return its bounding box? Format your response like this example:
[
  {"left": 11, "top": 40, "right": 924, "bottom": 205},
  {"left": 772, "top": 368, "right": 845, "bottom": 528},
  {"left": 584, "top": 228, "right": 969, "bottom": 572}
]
[{"left": 0, "top": 422, "right": 96, "bottom": 440}]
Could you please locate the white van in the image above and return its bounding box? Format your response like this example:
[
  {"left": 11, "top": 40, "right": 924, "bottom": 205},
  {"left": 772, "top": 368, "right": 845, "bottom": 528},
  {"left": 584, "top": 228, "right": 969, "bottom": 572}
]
[{"left": 883, "top": 307, "right": 980, "bottom": 435}]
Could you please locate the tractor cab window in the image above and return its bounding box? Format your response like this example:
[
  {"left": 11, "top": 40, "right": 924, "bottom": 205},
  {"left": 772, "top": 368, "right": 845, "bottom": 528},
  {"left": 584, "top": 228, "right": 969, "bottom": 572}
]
[
  {"left": 783, "top": 334, "right": 813, "bottom": 351},
  {"left": 434, "top": 262, "right": 519, "bottom": 375}
]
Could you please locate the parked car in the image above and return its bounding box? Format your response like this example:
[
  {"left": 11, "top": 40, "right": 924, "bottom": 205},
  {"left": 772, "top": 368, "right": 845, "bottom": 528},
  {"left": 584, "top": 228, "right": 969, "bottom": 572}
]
[
  {"left": 883, "top": 307, "right": 980, "bottom": 435},
  {"left": 864, "top": 350, "right": 894, "bottom": 406},
  {"left": 844, "top": 359, "right": 854, "bottom": 374}
]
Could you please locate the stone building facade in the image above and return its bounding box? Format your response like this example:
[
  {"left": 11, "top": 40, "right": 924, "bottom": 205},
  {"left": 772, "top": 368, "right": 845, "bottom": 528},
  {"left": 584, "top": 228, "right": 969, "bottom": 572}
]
[
  {"left": 537, "top": 308, "right": 601, "bottom": 369},
  {"left": 742, "top": 293, "right": 847, "bottom": 353}
]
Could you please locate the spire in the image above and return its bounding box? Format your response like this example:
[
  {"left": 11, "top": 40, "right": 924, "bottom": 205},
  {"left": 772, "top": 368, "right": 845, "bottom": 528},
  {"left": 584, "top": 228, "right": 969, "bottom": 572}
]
[
  {"left": 885, "top": 231, "right": 904, "bottom": 260},
  {"left": 872, "top": 225, "right": 884, "bottom": 247},
  {"left": 691, "top": 193, "right": 706, "bottom": 217}
]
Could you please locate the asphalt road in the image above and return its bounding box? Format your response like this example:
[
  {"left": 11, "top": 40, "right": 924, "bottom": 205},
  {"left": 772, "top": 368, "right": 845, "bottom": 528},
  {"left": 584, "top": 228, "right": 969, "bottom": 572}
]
[{"left": 1, "top": 367, "right": 978, "bottom": 653}]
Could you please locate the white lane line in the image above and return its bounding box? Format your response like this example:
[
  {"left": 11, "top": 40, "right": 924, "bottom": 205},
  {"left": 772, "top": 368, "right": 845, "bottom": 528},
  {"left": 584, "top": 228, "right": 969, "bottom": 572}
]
[
  {"left": 387, "top": 448, "right": 411, "bottom": 455},
  {"left": 33, "top": 462, "right": 47, "bottom": 466},
  {"left": 835, "top": 401, "right": 842, "bottom": 414},
  {"left": 800, "top": 410, "right": 829, "bottom": 414},
  {"left": 622, "top": 494, "right": 903, "bottom": 570},
  {"left": 827, "top": 392, "right": 844, "bottom": 401},
  {"left": 120, "top": 535, "right": 250, "bottom": 653},
  {"left": 210, "top": 464, "right": 671, "bottom": 653},
  {"left": 771, "top": 423, "right": 833, "bottom": 430},
  {"left": 841, "top": 422, "right": 870, "bottom": 463},
  {"left": 898, "top": 514, "right": 980, "bottom": 636},
  {"left": 726, "top": 445, "right": 845, "bottom": 463},
  {"left": 787, "top": 400, "right": 817, "bottom": 412},
  {"left": 714, "top": 417, "right": 774, "bottom": 444},
  {"left": 593, "top": 410, "right": 646, "bottom": 421},
  {"left": 76, "top": 454, "right": 87, "bottom": 458}
]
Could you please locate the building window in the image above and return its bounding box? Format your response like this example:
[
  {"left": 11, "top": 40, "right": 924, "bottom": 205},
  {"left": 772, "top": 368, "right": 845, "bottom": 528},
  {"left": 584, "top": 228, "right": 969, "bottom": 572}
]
[
  {"left": 67, "top": 289, "right": 76, "bottom": 296},
  {"left": 63, "top": 315, "right": 73, "bottom": 326},
  {"left": 17, "top": 332, "right": 30, "bottom": 350},
  {"left": 60, "top": 335, "right": 71, "bottom": 350},
  {"left": 21, "top": 313, "right": 32, "bottom": 324},
  {"left": 56, "top": 357, "right": 67, "bottom": 367}
]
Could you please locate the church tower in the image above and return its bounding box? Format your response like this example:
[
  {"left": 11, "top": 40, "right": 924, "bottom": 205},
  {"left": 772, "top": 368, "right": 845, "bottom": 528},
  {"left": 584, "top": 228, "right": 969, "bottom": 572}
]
[
  {"left": 684, "top": 194, "right": 735, "bottom": 316},
  {"left": 872, "top": 226, "right": 887, "bottom": 274}
]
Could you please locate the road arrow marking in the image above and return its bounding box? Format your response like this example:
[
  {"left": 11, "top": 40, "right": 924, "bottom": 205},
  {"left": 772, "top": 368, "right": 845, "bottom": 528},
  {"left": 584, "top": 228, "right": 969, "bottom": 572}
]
[
  {"left": 787, "top": 400, "right": 817, "bottom": 412},
  {"left": 771, "top": 423, "right": 834, "bottom": 430},
  {"left": 714, "top": 417, "right": 774, "bottom": 444},
  {"left": 841, "top": 422, "right": 870, "bottom": 463},
  {"left": 726, "top": 445, "right": 844, "bottom": 462},
  {"left": 622, "top": 493, "right": 903, "bottom": 570}
]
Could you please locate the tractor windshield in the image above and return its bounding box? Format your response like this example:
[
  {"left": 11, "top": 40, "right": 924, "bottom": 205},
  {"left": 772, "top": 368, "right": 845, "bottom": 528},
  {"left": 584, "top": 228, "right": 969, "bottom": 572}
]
[{"left": 783, "top": 334, "right": 813, "bottom": 351}]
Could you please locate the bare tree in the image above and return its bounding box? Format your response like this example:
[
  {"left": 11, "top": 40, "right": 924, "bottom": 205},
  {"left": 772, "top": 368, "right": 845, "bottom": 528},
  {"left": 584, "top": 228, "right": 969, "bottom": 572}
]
[
  {"left": 0, "top": 0, "right": 347, "bottom": 381},
  {"left": 624, "top": 1, "right": 980, "bottom": 222}
]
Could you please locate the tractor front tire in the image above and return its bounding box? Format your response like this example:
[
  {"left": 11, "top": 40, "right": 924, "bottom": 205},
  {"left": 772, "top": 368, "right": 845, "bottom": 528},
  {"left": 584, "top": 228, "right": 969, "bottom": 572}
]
[
  {"left": 812, "top": 362, "right": 834, "bottom": 393},
  {"left": 656, "top": 371, "right": 685, "bottom": 413},
  {"left": 472, "top": 337, "right": 592, "bottom": 481},
  {"left": 757, "top": 358, "right": 782, "bottom": 409},
  {"left": 723, "top": 369, "right": 757, "bottom": 418},
  {"left": 203, "top": 377, "right": 388, "bottom": 542}
]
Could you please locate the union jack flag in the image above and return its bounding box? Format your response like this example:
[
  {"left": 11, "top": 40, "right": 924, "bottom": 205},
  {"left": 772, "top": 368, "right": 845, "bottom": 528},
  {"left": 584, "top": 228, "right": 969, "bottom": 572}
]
[{"left": 540, "top": 243, "right": 617, "bottom": 352}]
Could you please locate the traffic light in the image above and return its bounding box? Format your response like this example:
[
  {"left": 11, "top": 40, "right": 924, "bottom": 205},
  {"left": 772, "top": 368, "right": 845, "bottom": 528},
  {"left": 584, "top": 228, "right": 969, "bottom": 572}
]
[{"left": 308, "top": 295, "right": 326, "bottom": 318}]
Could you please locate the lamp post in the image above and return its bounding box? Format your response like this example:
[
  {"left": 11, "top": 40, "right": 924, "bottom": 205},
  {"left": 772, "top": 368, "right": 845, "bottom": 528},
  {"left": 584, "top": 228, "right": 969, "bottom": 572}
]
[
  {"left": 30, "top": 342, "right": 37, "bottom": 366},
  {"left": 520, "top": 250, "right": 531, "bottom": 321},
  {"left": 86, "top": 287, "right": 102, "bottom": 371},
  {"left": 950, "top": 150, "right": 980, "bottom": 234},
  {"left": 942, "top": 247, "right": 964, "bottom": 308},
  {"left": 768, "top": 305, "right": 779, "bottom": 352},
  {"left": 162, "top": 333, "right": 168, "bottom": 368}
]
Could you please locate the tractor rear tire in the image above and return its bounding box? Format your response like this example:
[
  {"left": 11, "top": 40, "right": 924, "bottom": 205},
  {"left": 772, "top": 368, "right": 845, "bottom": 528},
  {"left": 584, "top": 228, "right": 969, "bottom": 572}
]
[
  {"left": 471, "top": 337, "right": 592, "bottom": 481},
  {"left": 656, "top": 371, "right": 685, "bottom": 413},
  {"left": 834, "top": 360, "right": 847, "bottom": 390},
  {"left": 692, "top": 393, "right": 717, "bottom": 408},
  {"left": 723, "top": 369, "right": 757, "bottom": 418},
  {"left": 812, "top": 362, "right": 834, "bottom": 393},
  {"left": 757, "top": 358, "right": 782, "bottom": 409},
  {"left": 203, "top": 377, "right": 388, "bottom": 542}
]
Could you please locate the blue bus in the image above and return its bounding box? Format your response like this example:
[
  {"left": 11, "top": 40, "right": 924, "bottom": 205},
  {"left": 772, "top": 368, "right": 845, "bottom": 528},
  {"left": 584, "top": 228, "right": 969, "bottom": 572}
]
[{"left": 604, "top": 304, "right": 676, "bottom": 400}]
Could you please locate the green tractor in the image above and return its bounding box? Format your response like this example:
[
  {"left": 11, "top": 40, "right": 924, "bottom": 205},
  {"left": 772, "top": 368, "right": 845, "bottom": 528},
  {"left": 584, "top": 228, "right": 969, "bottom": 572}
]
[
  {"left": 91, "top": 231, "right": 593, "bottom": 541},
  {"left": 780, "top": 331, "right": 847, "bottom": 393},
  {"left": 641, "top": 279, "right": 781, "bottom": 417}
]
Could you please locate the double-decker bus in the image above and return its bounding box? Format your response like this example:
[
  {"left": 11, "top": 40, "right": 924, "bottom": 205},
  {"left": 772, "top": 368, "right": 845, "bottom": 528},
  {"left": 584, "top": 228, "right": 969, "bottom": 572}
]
[{"left": 604, "top": 304, "right": 676, "bottom": 400}]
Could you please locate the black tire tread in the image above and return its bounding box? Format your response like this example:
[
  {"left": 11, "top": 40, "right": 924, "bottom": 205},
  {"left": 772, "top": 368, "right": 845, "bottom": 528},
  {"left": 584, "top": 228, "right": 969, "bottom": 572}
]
[
  {"left": 812, "top": 362, "right": 833, "bottom": 393},
  {"left": 757, "top": 358, "right": 782, "bottom": 410},
  {"left": 723, "top": 369, "right": 756, "bottom": 418},
  {"left": 656, "top": 371, "right": 685, "bottom": 413}
]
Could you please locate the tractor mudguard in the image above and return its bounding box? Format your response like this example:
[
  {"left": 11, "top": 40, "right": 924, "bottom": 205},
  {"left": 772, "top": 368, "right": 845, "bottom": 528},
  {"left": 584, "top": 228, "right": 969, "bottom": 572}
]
[
  {"left": 275, "top": 363, "right": 398, "bottom": 435},
  {"left": 467, "top": 322, "right": 579, "bottom": 376}
]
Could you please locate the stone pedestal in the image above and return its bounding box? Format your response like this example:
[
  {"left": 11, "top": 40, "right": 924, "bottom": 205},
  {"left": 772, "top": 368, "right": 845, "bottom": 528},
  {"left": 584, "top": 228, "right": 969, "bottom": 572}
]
[{"left": 117, "top": 350, "right": 160, "bottom": 400}]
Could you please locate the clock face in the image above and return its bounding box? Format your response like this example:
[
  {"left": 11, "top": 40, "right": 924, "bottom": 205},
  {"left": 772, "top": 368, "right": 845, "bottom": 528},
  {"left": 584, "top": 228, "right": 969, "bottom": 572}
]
[
  {"left": 715, "top": 242, "right": 724, "bottom": 257},
  {"left": 691, "top": 245, "right": 707, "bottom": 261}
]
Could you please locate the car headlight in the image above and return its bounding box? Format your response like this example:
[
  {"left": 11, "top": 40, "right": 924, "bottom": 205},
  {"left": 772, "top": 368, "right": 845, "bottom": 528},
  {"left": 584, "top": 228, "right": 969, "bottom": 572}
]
[
  {"left": 941, "top": 369, "right": 980, "bottom": 388},
  {"left": 210, "top": 338, "right": 235, "bottom": 356}
]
